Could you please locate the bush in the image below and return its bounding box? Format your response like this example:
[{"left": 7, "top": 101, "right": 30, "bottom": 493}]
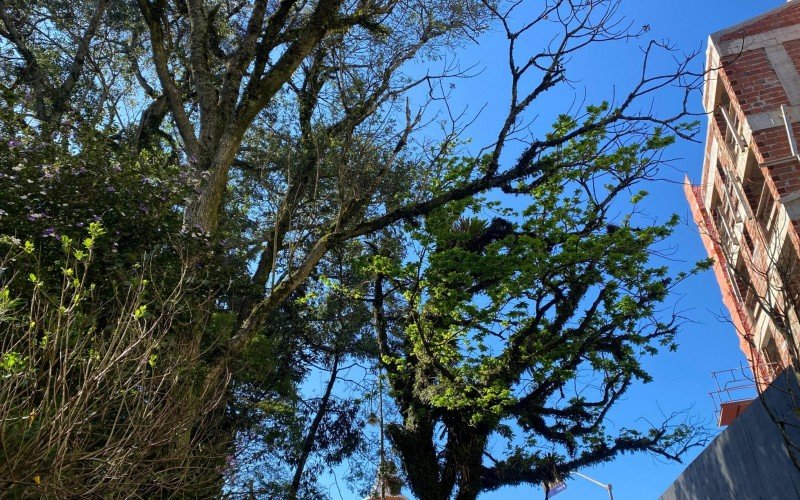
[{"left": 0, "top": 229, "right": 227, "bottom": 497}]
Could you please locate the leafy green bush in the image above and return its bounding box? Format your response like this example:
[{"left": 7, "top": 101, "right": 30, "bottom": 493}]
[{"left": 0, "top": 229, "right": 226, "bottom": 497}]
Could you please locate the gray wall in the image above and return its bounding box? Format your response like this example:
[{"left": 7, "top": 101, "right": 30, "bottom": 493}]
[{"left": 661, "top": 369, "right": 800, "bottom": 500}]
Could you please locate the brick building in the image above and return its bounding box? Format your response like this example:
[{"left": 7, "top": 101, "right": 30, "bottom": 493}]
[{"left": 686, "top": 0, "right": 800, "bottom": 392}]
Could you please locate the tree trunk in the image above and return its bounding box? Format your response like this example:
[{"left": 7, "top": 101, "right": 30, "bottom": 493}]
[
  {"left": 452, "top": 428, "right": 488, "bottom": 500},
  {"left": 388, "top": 415, "right": 451, "bottom": 500},
  {"left": 287, "top": 354, "right": 340, "bottom": 499}
]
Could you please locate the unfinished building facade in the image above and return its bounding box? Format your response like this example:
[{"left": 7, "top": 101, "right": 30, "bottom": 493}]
[{"left": 687, "top": 1, "right": 800, "bottom": 391}]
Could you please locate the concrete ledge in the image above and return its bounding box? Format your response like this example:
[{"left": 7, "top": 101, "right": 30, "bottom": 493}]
[
  {"left": 717, "top": 24, "right": 800, "bottom": 57},
  {"left": 747, "top": 105, "right": 800, "bottom": 132}
]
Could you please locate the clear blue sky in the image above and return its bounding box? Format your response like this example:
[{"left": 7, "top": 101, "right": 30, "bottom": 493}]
[
  {"left": 318, "top": 2, "right": 786, "bottom": 498},
  {"left": 475, "top": 2, "right": 784, "bottom": 498}
]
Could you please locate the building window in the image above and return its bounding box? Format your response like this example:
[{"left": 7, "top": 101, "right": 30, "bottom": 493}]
[
  {"left": 742, "top": 161, "right": 776, "bottom": 236},
  {"left": 757, "top": 189, "right": 776, "bottom": 237},
  {"left": 716, "top": 91, "right": 746, "bottom": 158},
  {"left": 735, "top": 255, "right": 758, "bottom": 313},
  {"left": 710, "top": 162, "right": 745, "bottom": 258},
  {"left": 771, "top": 306, "right": 788, "bottom": 333},
  {"left": 761, "top": 328, "right": 783, "bottom": 378},
  {"left": 778, "top": 238, "right": 800, "bottom": 318},
  {"left": 716, "top": 160, "right": 728, "bottom": 184},
  {"left": 743, "top": 227, "right": 755, "bottom": 254}
]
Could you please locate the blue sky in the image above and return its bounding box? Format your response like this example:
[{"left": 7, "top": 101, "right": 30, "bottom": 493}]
[
  {"left": 317, "top": 2, "right": 787, "bottom": 498},
  {"left": 475, "top": 2, "right": 783, "bottom": 498}
]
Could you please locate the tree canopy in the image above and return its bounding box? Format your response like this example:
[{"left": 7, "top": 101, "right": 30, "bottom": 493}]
[
  {"left": 0, "top": 0, "right": 709, "bottom": 497},
  {"left": 368, "top": 113, "right": 708, "bottom": 498}
]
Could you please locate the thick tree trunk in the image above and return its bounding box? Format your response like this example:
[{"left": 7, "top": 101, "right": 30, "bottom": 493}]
[
  {"left": 390, "top": 411, "right": 489, "bottom": 500},
  {"left": 185, "top": 123, "right": 247, "bottom": 233},
  {"left": 388, "top": 415, "right": 452, "bottom": 500},
  {"left": 452, "top": 428, "right": 488, "bottom": 500}
]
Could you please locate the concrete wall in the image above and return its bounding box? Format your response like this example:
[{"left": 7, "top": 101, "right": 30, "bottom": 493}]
[{"left": 661, "top": 369, "right": 800, "bottom": 500}]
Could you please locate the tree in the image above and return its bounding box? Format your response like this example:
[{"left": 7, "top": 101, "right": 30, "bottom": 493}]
[
  {"left": 0, "top": 82, "right": 232, "bottom": 497},
  {"left": 365, "top": 109, "right": 709, "bottom": 499},
  {"left": 0, "top": 0, "right": 706, "bottom": 495},
  {"left": 223, "top": 243, "right": 377, "bottom": 497}
]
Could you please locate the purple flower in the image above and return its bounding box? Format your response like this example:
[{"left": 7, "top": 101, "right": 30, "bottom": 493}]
[
  {"left": 107, "top": 186, "right": 116, "bottom": 193},
  {"left": 42, "top": 228, "right": 58, "bottom": 238},
  {"left": 112, "top": 163, "right": 122, "bottom": 172},
  {"left": 7, "top": 139, "right": 18, "bottom": 148}
]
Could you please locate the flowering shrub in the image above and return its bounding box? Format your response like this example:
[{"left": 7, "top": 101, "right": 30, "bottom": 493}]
[
  {"left": 0, "top": 101, "right": 239, "bottom": 494},
  {"left": 0, "top": 121, "right": 193, "bottom": 286}
]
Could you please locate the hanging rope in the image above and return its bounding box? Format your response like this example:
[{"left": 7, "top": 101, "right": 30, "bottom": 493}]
[{"left": 379, "top": 365, "right": 386, "bottom": 500}]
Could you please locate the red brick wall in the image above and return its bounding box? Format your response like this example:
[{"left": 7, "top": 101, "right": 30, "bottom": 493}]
[
  {"left": 716, "top": 67, "right": 749, "bottom": 132},
  {"left": 703, "top": 2, "right": 800, "bottom": 385},
  {"left": 685, "top": 182, "right": 757, "bottom": 370},
  {"left": 766, "top": 155, "right": 800, "bottom": 197},
  {"left": 753, "top": 127, "right": 793, "bottom": 163},
  {"left": 720, "top": 4, "right": 800, "bottom": 42},
  {"left": 785, "top": 38, "right": 800, "bottom": 74},
  {"left": 715, "top": 37, "right": 800, "bottom": 192},
  {"left": 721, "top": 49, "right": 789, "bottom": 116}
]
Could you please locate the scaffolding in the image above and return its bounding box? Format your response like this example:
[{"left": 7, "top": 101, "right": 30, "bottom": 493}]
[{"left": 709, "top": 363, "right": 758, "bottom": 426}]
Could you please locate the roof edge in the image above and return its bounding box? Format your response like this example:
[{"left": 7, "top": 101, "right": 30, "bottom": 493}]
[{"left": 711, "top": 2, "right": 798, "bottom": 43}]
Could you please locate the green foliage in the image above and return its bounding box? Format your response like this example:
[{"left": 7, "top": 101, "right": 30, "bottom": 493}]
[
  {"left": 0, "top": 0, "right": 709, "bottom": 496},
  {"left": 0, "top": 351, "right": 27, "bottom": 375},
  {"left": 363, "top": 110, "right": 707, "bottom": 496},
  {"left": 0, "top": 112, "right": 190, "bottom": 295},
  {"left": 0, "top": 228, "right": 224, "bottom": 497}
]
